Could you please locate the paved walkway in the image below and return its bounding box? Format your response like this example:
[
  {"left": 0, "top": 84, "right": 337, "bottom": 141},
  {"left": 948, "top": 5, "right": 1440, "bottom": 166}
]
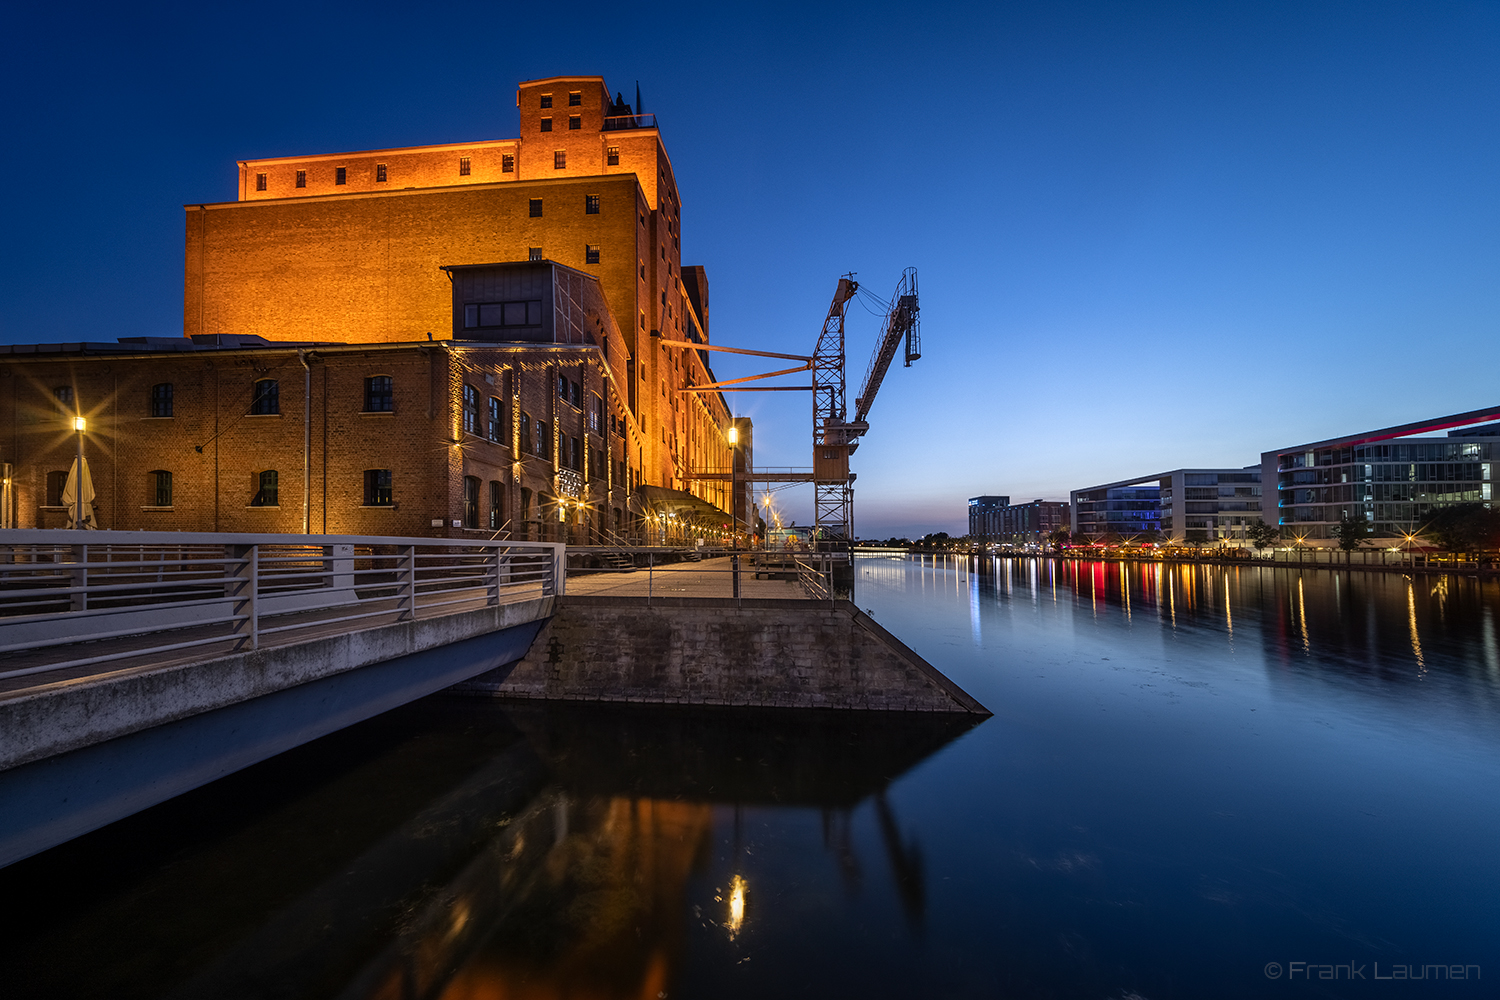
[{"left": 566, "top": 555, "right": 812, "bottom": 599}]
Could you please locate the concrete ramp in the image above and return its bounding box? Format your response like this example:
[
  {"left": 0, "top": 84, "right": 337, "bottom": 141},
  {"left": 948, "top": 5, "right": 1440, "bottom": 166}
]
[{"left": 459, "top": 596, "right": 989, "bottom": 715}]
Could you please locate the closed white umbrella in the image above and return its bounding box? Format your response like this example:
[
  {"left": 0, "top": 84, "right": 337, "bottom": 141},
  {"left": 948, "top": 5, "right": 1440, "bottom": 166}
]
[{"left": 61, "top": 456, "right": 97, "bottom": 529}]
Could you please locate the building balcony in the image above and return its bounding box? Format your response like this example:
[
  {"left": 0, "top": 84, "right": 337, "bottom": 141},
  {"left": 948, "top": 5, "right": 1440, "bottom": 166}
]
[{"left": 602, "top": 114, "right": 658, "bottom": 131}]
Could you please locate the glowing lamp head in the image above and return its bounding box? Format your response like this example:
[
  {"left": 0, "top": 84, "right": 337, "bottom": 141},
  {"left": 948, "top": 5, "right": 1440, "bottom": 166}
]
[
  {"left": 73, "top": 416, "right": 87, "bottom": 432},
  {"left": 726, "top": 426, "right": 738, "bottom": 445}
]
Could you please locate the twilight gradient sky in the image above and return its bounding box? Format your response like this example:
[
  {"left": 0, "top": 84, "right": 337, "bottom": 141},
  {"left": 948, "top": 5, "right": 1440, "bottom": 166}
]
[{"left": 2, "top": 2, "right": 1498, "bottom": 537}]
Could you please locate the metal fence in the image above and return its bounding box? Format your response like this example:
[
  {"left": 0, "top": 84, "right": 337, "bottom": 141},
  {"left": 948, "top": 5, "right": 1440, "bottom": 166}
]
[{"left": 0, "top": 530, "right": 563, "bottom": 682}]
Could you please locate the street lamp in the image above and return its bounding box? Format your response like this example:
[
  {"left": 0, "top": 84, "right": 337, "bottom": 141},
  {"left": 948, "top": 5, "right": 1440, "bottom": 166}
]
[
  {"left": 726, "top": 424, "right": 739, "bottom": 547},
  {"left": 72, "top": 415, "right": 86, "bottom": 530}
]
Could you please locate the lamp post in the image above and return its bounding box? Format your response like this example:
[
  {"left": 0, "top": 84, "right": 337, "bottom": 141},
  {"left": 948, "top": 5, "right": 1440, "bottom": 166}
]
[
  {"left": 72, "top": 415, "right": 86, "bottom": 530},
  {"left": 726, "top": 424, "right": 740, "bottom": 546}
]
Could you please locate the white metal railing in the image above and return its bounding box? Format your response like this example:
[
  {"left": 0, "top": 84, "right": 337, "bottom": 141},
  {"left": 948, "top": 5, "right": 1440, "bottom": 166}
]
[{"left": 0, "top": 530, "right": 563, "bottom": 682}]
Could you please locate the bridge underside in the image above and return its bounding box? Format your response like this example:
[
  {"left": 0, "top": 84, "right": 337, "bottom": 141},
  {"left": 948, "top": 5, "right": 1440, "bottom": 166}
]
[{"left": 0, "top": 608, "right": 547, "bottom": 869}]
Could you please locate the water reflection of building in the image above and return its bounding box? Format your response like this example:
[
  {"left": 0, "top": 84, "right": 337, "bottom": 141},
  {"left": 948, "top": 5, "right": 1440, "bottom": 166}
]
[
  {"left": 1071, "top": 467, "right": 1262, "bottom": 544},
  {"left": 1260, "top": 406, "right": 1500, "bottom": 545}
]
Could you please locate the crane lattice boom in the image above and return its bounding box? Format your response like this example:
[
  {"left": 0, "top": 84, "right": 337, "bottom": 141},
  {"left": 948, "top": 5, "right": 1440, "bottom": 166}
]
[{"left": 853, "top": 267, "right": 920, "bottom": 426}]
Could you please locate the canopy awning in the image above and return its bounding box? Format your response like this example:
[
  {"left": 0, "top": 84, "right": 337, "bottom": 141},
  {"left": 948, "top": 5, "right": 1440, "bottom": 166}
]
[{"left": 636, "top": 485, "right": 734, "bottom": 526}]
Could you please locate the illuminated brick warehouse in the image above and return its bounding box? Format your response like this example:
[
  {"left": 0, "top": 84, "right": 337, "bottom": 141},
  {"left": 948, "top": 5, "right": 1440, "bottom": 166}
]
[{"left": 1, "top": 76, "right": 749, "bottom": 541}]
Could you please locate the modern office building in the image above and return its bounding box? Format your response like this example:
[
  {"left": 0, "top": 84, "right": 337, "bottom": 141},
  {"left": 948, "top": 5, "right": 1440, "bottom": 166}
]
[
  {"left": 968, "top": 495, "right": 1010, "bottom": 537},
  {"left": 1261, "top": 406, "right": 1500, "bottom": 544},
  {"left": 1072, "top": 467, "right": 1262, "bottom": 543}
]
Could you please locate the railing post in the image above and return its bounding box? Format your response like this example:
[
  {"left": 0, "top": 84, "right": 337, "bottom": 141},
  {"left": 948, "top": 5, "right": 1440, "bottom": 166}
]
[
  {"left": 400, "top": 544, "right": 417, "bottom": 621},
  {"left": 732, "top": 553, "right": 741, "bottom": 603},
  {"left": 489, "top": 544, "right": 502, "bottom": 605},
  {"left": 69, "top": 544, "right": 87, "bottom": 612},
  {"left": 227, "top": 543, "right": 258, "bottom": 651}
]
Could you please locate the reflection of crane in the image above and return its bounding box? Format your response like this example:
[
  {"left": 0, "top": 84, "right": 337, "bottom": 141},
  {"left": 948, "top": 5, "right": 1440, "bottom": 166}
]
[{"left": 813, "top": 269, "right": 921, "bottom": 543}]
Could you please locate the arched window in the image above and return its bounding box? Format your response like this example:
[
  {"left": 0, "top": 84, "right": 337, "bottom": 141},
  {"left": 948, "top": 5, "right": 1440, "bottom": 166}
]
[
  {"left": 462, "top": 476, "right": 480, "bottom": 528},
  {"left": 250, "top": 380, "right": 279, "bottom": 415},
  {"left": 462, "top": 385, "right": 479, "bottom": 434},
  {"left": 251, "top": 470, "right": 279, "bottom": 506},
  {"left": 489, "top": 481, "right": 504, "bottom": 530}
]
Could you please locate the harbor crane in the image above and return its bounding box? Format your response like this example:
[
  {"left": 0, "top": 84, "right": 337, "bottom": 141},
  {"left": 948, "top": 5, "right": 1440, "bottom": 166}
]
[{"left": 668, "top": 267, "right": 921, "bottom": 544}]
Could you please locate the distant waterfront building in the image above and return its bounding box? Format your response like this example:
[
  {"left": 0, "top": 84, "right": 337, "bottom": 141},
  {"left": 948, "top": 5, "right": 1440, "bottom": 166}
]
[
  {"left": 968, "top": 495, "right": 1010, "bottom": 537},
  {"left": 998, "top": 500, "right": 1070, "bottom": 546},
  {"left": 1260, "top": 406, "right": 1500, "bottom": 544},
  {"left": 1071, "top": 467, "right": 1262, "bottom": 543}
]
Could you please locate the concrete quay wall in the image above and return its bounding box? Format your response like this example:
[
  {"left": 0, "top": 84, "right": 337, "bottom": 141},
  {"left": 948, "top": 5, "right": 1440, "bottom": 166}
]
[{"left": 459, "top": 596, "right": 989, "bottom": 715}]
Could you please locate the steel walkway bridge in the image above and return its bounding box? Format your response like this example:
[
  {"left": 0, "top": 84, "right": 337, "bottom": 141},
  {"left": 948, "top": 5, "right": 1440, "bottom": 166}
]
[{"left": 0, "top": 529, "right": 563, "bottom": 868}]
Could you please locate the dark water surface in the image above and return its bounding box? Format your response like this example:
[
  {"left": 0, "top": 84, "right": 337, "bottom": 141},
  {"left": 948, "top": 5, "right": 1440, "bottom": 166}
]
[{"left": 4, "top": 556, "right": 1499, "bottom": 999}]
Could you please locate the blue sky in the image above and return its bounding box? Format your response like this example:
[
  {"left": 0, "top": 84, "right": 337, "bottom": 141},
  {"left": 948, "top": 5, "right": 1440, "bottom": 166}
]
[{"left": 2, "top": 1, "right": 1497, "bottom": 536}]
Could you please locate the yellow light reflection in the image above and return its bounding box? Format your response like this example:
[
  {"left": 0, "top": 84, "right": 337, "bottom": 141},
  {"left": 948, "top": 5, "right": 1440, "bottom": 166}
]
[
  {"left": 726, "top": 874, "right": 747, "bottom": 939},
  {"left": 1407, "top": 579, "right": 1425, "bottom": 670}
]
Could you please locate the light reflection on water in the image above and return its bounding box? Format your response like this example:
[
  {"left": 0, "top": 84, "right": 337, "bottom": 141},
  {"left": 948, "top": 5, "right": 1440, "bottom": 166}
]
[{"left": 3, "top": 556, "right": 1500, "bottom": 999}]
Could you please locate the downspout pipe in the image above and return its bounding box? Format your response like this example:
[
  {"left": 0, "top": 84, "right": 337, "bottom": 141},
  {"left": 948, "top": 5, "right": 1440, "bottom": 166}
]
[{"left": 298, "top": 350, "right": 311, "bottom": 534}]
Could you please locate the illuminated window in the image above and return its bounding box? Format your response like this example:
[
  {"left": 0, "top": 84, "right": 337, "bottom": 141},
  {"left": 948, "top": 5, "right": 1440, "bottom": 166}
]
[
  {"left": 295, "top": 169, "right": 306, "bottom": 188},
  {"left": 540, "top": 94, "right": 552, "bottom": 108},
  {"left": 375, "top": 163, "right": 387, "bottom": 182},
  {"left": 502, "top": 153, "right": 514, "bottom": 172},
  {"left": 540, "top": 117, "right": 552, "bottom": 132},
  {"left": 256, "top": 173, "right": 266, "bottom": 191},
  {"left": 335, "top": 167, "right": 346, "bottom": 185},
  {"left": 149, "top": 382, "right": 173, "bottom": 417},
  {"left": 568, "top": 115, "right": 581, "bottom": 130},
  {"left": 251, "top": 470, "right": 279, "bottom": 507},
  {"left": 459, "top": 156, "right": 470, "bottom": 176},
  {"left": 530, "top": 198, "right": 543, "bottom": 217},
  {"left": 606, "top": 145, "right": 619, "bottom": 165},
  {"left": 364, "top": 376, "right": 393, "bottom": 412},
  {"left": 463, "top": 476, "right": 480, "bottom": 528},
  {"left": 568, "top": 91, "right": 581, "bottom": 106},
  {"left": 586, "top": 244, "right": 600, "bottom": 264},
  {"left": 462, "top": 384, "right": 479, "bottom": 434},
  {"left": 250, "top": 379, "right": 279, "bottom": 415},
  {"left": 529, "top": 247, "right": 543, "bottom": 261},
  {"left": 585, "top": 194, "right": 599, "bottom": 214},
  {"left": 151, "top": 470, "right": 173, "bottom": 506},
  {"left": 554, "top": 150, "right": 566, "bottom": 169},
  {"left": 364, "top": 469, "right": 393, "bottom": 506}
]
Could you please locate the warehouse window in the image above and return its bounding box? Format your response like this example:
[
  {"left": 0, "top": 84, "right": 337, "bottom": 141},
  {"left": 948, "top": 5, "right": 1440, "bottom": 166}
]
[
  {"left": 364, "top": 469, "right": 393, "bottom": 506},
  {"left": 149, "top": 382, "right": 173, "bottom": 417},
  {"left": 464, "top": 299, "right": 543, "bottom": 329},
  {"left": 520, "top": 411, "right": 532, "bottom": 453},
  {"left": 295, "top": 169, "right": 306, "bottom": 188},
  {"left": 607, "top": 146, "right": 619, "bottom": 165},
  {"left": 151, "top": 470, "right": 173, "bottom": 507},
  {"left": 540, "top": 117, "right": 552, "bottom": 132},
  {"left": 568, "top": 91, "right": 581, "bottom": 106},
  {"left": 537, "top": 420, "right": 550, "bottom": 458},
  {"left": 46, "top": 471, "right": 68, "bottom": 506},
  {"left": 489, "top": 481, "right": 504, "bottom": 529},
  {"left": 335, "top": 167, "right": 346, "bottom": 185},
  {"left": 502, "top": 154, "right": 514, "bottom": 173},
  {"left": 364, "top": 376, "right": 393, "bottom": 412},
  {"left": 462, "top": 384, "right": 479, "bottom": 434},
  {"left": 530, "top": 198, "right": 543, "bottom": 217},
  {"left": 250, "top": 379, "right": 279, "bottom": 415},
  {"left": 585, "top": 194, "right": 599, "bottom": 214},
  {"left": 459, "top": 156, "right": 470, "bottom": 176},
  {"left": 256, "top": 173, "right": 266, "bottom": 191},
  {"left": 463, "top": 476, "right": 480, "bottom": 528},
  {"left": 540, "top": 94, "right": 552, "bottom": 108},
  {"left": 251, "top": 470, "right": 279, "bottom": 507},
  {"left": 568, "top": 115, "right": 581, "bottom": 130},
  {"left": 529, "top": 247, "right": 543, "bottom": 261},
  {"left": 375, "top": 163, "right": 387, "bottom": 182},
  {"left": 554, "top": 150, "right": 566, "bottom": 169},
  {"left": 586, "top": 244, "right": 600, "bottom": 264},
  {"left": 488, "top": 397, "right": 503, "bottom": 442}
]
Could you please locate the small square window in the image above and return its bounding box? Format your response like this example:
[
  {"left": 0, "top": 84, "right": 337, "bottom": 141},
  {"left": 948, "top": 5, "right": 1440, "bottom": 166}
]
[
  {"left": 606, "top": 146, "right": 619, "bottom": 166},
  {"left": 540, "top": 94, "right": 553, "bottom": 108},
  {"left": 529, "top": 198, "right": 543, "bottom": 218},
  {"left": 529, "top": 247, "right": 543, "bottom": 262},
  {"left": 586, "top": 244, "right": 600, "bottom": 264},
  {"left": 585, "top": 194, "right": 599, "bottom": 214},
  {"left": 364, "top": 469, "right": 393, "bottom": 506},
  {"left": 568, "top": 91, "right": 581, "bottom": 106},
  {"left": 459, "top": 156, "right": 470, "bottom": 176},
  {"left": 295, "top": 169, "right": 306, "bottom": 188},
  {"left": 554, "top": 150, "right": 566, "bottom": 169},
  {"left": 256, "top": 173, "right": 267, "bottom": 192},
  {"left": 502, "top": 153, "right": 514, "bottom": 173},
  {"left": 568, "top": 115, "right": 581, "bottom": 130},
  {"left": 335, "top": 167, "right": 347, "bottom": 185},
  {"left": 375, "top": 163, "right": 387, "bottom": 182},
  {"left": 540, "top": 117, "right": 553, "bottom": 133}
]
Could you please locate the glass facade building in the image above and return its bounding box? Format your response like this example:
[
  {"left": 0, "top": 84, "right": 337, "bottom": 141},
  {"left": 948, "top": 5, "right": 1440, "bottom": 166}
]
[{"left": 1072, "top": 467, "right": 1263, "bottom": 543}]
